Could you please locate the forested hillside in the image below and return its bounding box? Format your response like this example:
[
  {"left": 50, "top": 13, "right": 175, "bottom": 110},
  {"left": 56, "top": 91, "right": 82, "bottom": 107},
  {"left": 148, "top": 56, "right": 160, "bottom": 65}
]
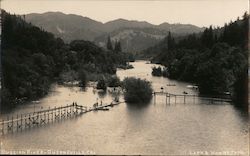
[
  {"left": 1, "top": 11, "right": 128, "bottom": 109},
  {"left": 25, "top": 12, "right": 205, "bottom": 52},
  {"left": 145, "top": 13, "right": 249, "bottom": 108}
]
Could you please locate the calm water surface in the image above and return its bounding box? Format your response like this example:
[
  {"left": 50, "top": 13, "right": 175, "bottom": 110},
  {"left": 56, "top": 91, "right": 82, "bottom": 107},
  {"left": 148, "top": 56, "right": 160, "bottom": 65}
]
[{"left": 1, "top": 61, "right": 249, "bottom": 155}]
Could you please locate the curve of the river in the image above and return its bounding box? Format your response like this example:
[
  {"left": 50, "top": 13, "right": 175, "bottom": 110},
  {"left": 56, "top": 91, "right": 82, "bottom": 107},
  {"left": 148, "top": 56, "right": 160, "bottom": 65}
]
[{"left": 0, "top": 60, "right": 249, "bottom": 155}]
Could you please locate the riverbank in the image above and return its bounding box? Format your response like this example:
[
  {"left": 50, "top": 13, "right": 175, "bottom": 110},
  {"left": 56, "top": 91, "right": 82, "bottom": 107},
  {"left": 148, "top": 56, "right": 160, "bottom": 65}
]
[
  {"left": 1, "top": 61, "right": 248, "bottom": 155},
  {"left": 148, "top": 60, "right": 248, "bottom": 111}
]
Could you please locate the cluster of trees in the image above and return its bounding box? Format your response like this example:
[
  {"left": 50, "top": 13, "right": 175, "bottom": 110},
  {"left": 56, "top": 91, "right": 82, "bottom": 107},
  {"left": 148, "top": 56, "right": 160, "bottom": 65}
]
[
  {"left": 95, "top": 76, "right": 153, "bottom": 105},
  {"left": 96, "top": 75, "right": 121, "bottom": 90},
  {"left": 107, "top": 75, "right": 121, "bottom": 87},
  {"left": 68, "top": 39, "right": 125, "bottom": 74},
  {"left": 123, "top": 77, "right": 153, "bottom": 103},
  {"left": 94, "top": 76, "right": 153, "bottom": 105},
  {"left": 151, "top": 66, "right": 167, "bottom": 77},
  {"left": 148, "top": 13, "right": 248, "bottom": 108},
  {"left": 2, "top": 11, "right": 66, "bottom": 108},
  {"left": 107, "top": 36, "right": 135, "bottom": 64},
  {"left": 1, "top": 11, "right": 129, "bottom": 109},
  {"left": 107, "top": 36, "right": 122, "bottom": 52}
]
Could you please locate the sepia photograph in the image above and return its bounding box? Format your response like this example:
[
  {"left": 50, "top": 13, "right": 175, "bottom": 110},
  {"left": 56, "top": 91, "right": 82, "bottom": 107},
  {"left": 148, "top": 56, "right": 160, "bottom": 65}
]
[{"left": 0, "top": 0, "right": 249, "bottom": 155}]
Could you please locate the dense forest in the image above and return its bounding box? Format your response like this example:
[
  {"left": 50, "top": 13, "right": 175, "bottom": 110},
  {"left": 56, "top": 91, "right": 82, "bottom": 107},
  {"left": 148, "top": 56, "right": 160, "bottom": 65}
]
[
  {"left": 1, "top": 11, "right": 130, "bottom": 109},
  {"left": 145, "top": 13, "right": 248, "bottom": 109}
]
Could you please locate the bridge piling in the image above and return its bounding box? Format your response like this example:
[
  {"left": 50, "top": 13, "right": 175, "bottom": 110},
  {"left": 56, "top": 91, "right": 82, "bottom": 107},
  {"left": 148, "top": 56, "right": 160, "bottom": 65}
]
[
  {"left": 165, "top": 94, "right": 167, "bottom": 105},
  {"left": 16, "top": 114, "right": 19, "bottom": 131},
  {"left": 11, "top": 116, "right": 14, "bottom": 132},
  {"left": 1, "top": 119, "right": 4, "bottom": 134},
  {"left": 153, "top": 91, "right": 232, "bottom": 105},
  {"left": 0, "top": 101, "right": 123, "bottom": 135},
  {"left": 20, "top": 114, "right": 23, "bottom": 130},
  {"left": 169, "top": 95, "right": 170, "bottom": 104}
]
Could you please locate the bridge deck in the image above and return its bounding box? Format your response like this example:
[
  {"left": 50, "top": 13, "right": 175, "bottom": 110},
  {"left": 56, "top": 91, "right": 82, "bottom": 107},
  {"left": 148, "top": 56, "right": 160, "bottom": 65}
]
[
  {"left": 153, "top": 92, "right": 232, "bottom": 103},
  {"left": 0, "top": 101, "right": 123, "bottom": 135}
]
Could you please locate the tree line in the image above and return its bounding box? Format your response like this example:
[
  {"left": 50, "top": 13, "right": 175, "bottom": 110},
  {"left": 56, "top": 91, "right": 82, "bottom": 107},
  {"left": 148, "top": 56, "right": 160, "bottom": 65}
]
[
  {"left": 1, "top": 11, "right": 131, "bottom": 109},
  {"left": 147, "top": 12, "right": 248, "bottom": 109}
]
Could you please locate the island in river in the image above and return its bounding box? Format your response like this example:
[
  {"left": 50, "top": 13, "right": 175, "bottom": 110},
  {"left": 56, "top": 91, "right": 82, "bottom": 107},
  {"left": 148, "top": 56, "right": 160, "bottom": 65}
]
[{"left": 0, "top": 61, "right": 248, "bottom": 155}]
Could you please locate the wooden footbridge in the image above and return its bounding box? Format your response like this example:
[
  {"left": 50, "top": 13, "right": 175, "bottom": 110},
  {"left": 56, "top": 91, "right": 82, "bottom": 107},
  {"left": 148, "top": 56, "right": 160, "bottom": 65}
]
[
  {"left": 153, "top": 91, "right": 232, "bottom": 105},
  {"left": 0, "top": 101, "right": 123, "bottom": 135},
  {"left": 0, "top": 91, "right": 231, "bottom": 135}
]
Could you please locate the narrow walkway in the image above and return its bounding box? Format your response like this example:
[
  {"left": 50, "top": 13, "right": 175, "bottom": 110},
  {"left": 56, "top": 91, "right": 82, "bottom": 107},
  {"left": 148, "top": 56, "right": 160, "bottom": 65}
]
[{"left": 0, "top": 101, "right": 124, "bottom": 135}]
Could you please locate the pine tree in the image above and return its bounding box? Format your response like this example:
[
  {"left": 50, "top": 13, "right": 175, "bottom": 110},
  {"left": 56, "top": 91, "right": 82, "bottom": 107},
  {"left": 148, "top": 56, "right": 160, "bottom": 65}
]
[
  {"left": 167, "top": 31, "right": 175, "bottom": 50},
  {"left": 114, "top": 40, "right": 122, "bottom": 52},
  {"left": 201, "top": 26, "right": 214, "bottom": 48},
  {"left": 107, "top": 36, "right": 113, "bottom": 50},
  {"left": 242, "top": 11, "right": 249, "bottom": 49}
]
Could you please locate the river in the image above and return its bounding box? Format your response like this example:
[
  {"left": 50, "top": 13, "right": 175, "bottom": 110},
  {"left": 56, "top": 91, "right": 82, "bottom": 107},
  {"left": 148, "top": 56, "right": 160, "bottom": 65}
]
[{"left": 0, "top": 60, "right": 249, "bottom": 155}]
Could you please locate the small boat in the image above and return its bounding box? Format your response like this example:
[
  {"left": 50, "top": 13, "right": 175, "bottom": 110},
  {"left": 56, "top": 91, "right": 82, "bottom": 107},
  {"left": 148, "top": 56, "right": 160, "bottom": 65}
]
[
  {"left": 166, "top": 84, "right": 176, "bottom": 86},
  {"left": 187, "top": 85, "right": 198, "bottom": 89},
  {"left": 223, "top": 92, "right": 231, "bottom": 95},
  {"left": 32, "top": 100, "right": 40, "bottom": 104}
]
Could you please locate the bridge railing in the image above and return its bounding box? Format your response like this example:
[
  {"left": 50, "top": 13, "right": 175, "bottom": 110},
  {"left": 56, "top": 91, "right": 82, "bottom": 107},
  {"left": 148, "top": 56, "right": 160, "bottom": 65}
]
[
  {"left": 0, "top": 100, "right": 123, "bottom": 135},
  {"left": 0, "top": 103, "right": 86, "bottom": 135},
  {"left": 153, "top": 91, "right": 232, "bottom": 104}
]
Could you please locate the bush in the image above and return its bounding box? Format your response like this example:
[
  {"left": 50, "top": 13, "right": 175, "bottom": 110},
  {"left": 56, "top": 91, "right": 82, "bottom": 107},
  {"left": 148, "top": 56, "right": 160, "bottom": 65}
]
[
  {"left": 162, "top": 68, "right": 168, "bottom": 77},
  {"left": 152, "top": 66, "right": 162, "bottom": 76},
  {"left": 59, "top": 69, "right": 78, "bottom": 83},
  {"left": 107, "top": 75, "right": 121, "bottom": 87},
  {"left": 123, "top": 77, "right": 153, "bottom": 103},
  {"left": 96, "top": 77, "right": 107, "bottom": 90},
  {"left": 78, "top": 69, "right": 87, "bottom": 87}
]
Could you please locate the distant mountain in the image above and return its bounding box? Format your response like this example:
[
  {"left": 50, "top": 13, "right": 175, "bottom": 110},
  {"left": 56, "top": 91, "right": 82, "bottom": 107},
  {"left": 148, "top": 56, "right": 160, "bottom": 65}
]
[
  {"left": 103, "top": 19, "right": 154, "bottom": 32},
  {"left": 25, "top": 12, "right": 205, "bottom": 52},
  {"left": 25, "top": 12, "right": 104, "bottom": 42},
  {"left": 95, "top": 27, "right": 169, "bottom": 52},
  {"left": 158, "top": 22, "right": 204, "bottom": 35}
]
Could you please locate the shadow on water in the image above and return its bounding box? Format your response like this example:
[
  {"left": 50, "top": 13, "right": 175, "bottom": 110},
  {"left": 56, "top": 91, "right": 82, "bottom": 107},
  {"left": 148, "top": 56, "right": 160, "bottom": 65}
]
[
  {"left": 233, "top": 104, "right": 249, "bottom": 122},
  {"left": 126, "top": 100, "right": 151, "bottom": 110},
  {"left": 1, "top": 99, "right": 40, "bottom": 115},
  {"left": 1, "top": 84, "right": 61, "bottom": 115},
  {"left": 124, "top": 101, "right": 152, "bottom": 123},
  {"left": 97, "top": 90, "right": 107, "bottom": 99},
  {"left": 79, "top": 86, "right": 87, "bottom": 92}
]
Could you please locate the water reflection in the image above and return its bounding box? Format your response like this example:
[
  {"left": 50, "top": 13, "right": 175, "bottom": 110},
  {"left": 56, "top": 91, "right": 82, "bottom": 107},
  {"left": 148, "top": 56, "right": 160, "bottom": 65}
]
[
  {"left": 79, "top": 87, "right": 87, "bottom": 92},
  {"left": 126, "top": 100, "right": 151, "bottom": 109},
  {"left": 97, "top": 90, "right": 107, "bottom": 99},
  {"left": 233, "top": 105, "right": 249, "bottom": 123},
  {"left": 1, "top": 61, "right": 248, "bottom": 155}
]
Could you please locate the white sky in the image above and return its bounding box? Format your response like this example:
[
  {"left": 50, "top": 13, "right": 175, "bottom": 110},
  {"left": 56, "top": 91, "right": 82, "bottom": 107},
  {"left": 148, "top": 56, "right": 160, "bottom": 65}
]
[{"left": 1, "top": 0, "right": 249, "bottom": 27}]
